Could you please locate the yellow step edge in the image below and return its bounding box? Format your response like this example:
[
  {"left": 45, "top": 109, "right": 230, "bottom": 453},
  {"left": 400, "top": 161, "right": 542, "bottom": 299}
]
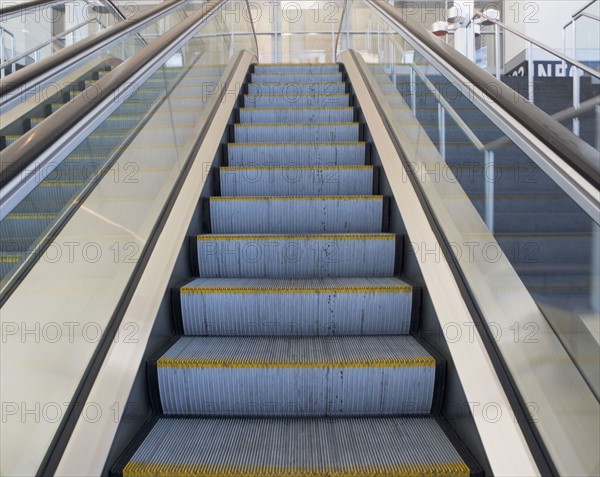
[
  {"left": 221, "top": 166, "right": 372, "bottom": 171},
  {"left": 196, "top": 234, "right": 395, "bottom": 241},
  {"left": 251, "top": 82, "right": 345, "bottom": 85},
  {"left": 0, "top": 255, "right": 21, "bottom": 263},
  {"left": 210, "top": 195, "right": 382, "bottom": 202},
  {"left": 123, "top": 462, "right": 469, "bottom": 477},
  {"left": 253, "top": 71, "right": 341, "bottom": 74},
  {"left": 241, "top": 107, "right": 353, "bottom": 111},
  {"left": 257, "top": 63, "right": 339, "bottom": 66},
  {"left": 39, "top": 181, "right": 86, "bottom": 187},
  {"left": 228, "top": 141, "right": 364, "bottom": 147},
  {"left": 245, "top": 93, "right": 348, "bottom": 97},
  {"left": 180, "top": 285, "right": 412, "bottom": 294},
  {"left": 6, "top": 213, "right": 56, "bottom": 219},
  {"left": 157, "top": 356, "right": 436, "bottom": 369},
  {"left": 234, "top": 122, "right": 359, "bottom": 127}
]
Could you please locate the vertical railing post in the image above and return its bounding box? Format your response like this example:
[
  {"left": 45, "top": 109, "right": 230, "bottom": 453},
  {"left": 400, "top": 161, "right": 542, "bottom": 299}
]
[
  {"left": 562, "top": 24, "right": 568, "bottom": 73},
  {"left": 573, "top": 67, "right": 581, "bottom": 136},
  {"left": 331, "top": 18, "right": 335, "bottom": 62},
  {"left": 484, "top": 150, "right": 495, "bottom": 233},
  {"left": 409, "top": 66, "right": 417, "bottom": 115},
  {"left": 592, "top": 104, "right": 600, "bottom": 312},
  {"left": 230, "top": 9, "right": 235, "bottom": 58},
  {"left": 377, "top": 24, "right": 381, "bottom": 61},
  {"left": 494, "top": 23, "right": 501, "bottom": 79},
  {"left": 438, "top": 103, "right": 446, "bottom": 161},
  {"left": 0, "top": 27, "right": 5, "bottom": 79},
  {"left": 527, "top": 41, "right": 534, "bottom": 102},
  {"left": 391, "top": 42, "right": 396, "bottom": 86},
  {"left": 572, "top": 20, "right": 581, "bottom": 136},
  {"left": 345, "top": 3, "right": 350, "bottom": 49}
]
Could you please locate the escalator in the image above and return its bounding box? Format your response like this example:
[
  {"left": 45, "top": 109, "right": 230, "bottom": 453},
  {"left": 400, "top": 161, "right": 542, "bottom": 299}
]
[
  {"left": 0, "top": 59, "right": 119, "bottom": 150},
  {"left": 111, "top": 62, "right": 481, "bottom": 476},
  {"left": 0, "top": 1, "right": 598, "bottom": 476}
]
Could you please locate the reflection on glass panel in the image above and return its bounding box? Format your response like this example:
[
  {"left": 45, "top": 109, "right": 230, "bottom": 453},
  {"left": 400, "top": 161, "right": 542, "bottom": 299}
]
[
  {"left": 0, "top": 0, "right": 124, "bottom": 77},
  {"left": 0, "top": 2, "right": 256, "bottom": 475},
  {"left": 342, "top": 0, "right": 599, "bottom": 473},
  {"left": 574, "top": 15, "right": 600, "bottom": 67}
]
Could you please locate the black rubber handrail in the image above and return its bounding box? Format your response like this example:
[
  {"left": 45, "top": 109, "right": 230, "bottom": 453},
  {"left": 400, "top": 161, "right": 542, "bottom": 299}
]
[
  {"left": 368, "top": 0, "right": 600, "bottom": 189},
  {"left": 0, "top": 0, "right": 224, "bottom": 191},
  {"left": 0, "top": 0, "right": 186, "bottom": 97},
  {"left": 0, "top": 0, "right": 125, "bottom": 21}
]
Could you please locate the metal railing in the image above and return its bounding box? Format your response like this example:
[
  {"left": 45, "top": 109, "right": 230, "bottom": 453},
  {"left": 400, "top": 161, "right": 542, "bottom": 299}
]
[
  {"left": 0, "top": 0, "right": 125, "bottom": 21},
  {"left": 0, "top": 0, "right": 187, "bottom": 108},
  {"left": 0, "top": 18, "right": 108, "bottom": 78},
  {"left": 334, "top": 0, "right": 599, "bottom": 200},
  {"left": 478, "top": 11, "right": 599, "bottom": 137}
]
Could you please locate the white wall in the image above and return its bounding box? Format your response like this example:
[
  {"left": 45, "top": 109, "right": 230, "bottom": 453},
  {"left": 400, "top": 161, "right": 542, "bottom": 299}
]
[{"left": 502, "top": 0, "right": 593, "bottom": 63}]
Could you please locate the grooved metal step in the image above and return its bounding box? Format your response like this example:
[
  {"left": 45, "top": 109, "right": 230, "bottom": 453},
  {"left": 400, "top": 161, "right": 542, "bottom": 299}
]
[
  {"left": 219, "top": 166, "right": 374, "bottom": 196},
  {"left": 244, "top": 94, "right": 350, "bottom": 108},
  {"left": 195, "top": 233, "right": 396, "bottom": 278},
  {"left": 157, "top": 335, "right": 436, "bottom": 416},
  {"left": 122, "top": 417, "right": 471, "bottom": 477},
  {"left": 233, "top": 123, "right": 359, "bottom": 143},
  {"left": 239, "top": 107, "right": 354, "bottom": 124},
  {"left": 254, "top": 64, "right": 341, "bottom": 73},
  {"left": 209, "top": 196, "right": 384, "bottom": 233},
  {"left": 113, "top": 62, "right": 481, "bottom": 477},
  {"left": 227, "top": 142, "right": 366, "bottom": 166},
  {"left": 248, "top": 82, "right": 346, "bottom": 95},
  {"left": 0, "top": 213, "right": 56, "bottom": 239},
  {"left": 178, "top": 277, "right": 414, "bottom": 336},
  {"left": 251, "top": 72, "right": 343, "bottom": 83}
]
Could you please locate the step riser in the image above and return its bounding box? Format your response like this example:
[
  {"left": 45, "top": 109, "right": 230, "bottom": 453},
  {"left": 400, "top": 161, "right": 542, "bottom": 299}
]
[
  {"left": 121, "top": 417, "right": 471, "bottom": 477},
  {"left": 81, "top": 127, "right": 191, "bottom": 149},
  {"left": 244, "top": 94, "right": 350, "bottom": 108},
  {"left": 234, "top": 124, "right": 360, "bottom": 143},
  {"left": 248, "top": 84, "right": 346, "bottom": 95},
  {"left": 196, "top": 237, "right": 395, "bottom": 278},
  {"left": 220, "top": 168, "right": 374, "bottom": 196},
  {"left": 180, "top": 278, "right": 414, "bottom": 336},
  {"left": 16, "top": 186, "right": 80, "bottom": 214},
  {"left": 251, "top": 73, "right": 343, "bottom": 83},
  {"left": 0, "top": 218, "right": 54, "bottom": 242},
  {"left": 210, "top": 198, "right": 384, "bottom": 233},
  {"left": 239, "top": 108, "right": 354, "bottom": 124},
  {"left": 228, "top": 143, "right": 366, "bottom": 166},
  {"left": 158, "top": 366, "right": 435, "bottom": 416},
  {"left": 254, "top": 65, "right": 341, "bottom": 73}
]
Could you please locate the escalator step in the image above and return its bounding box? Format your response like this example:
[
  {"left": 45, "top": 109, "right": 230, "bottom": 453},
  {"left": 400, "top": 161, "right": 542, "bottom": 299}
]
[
  {"left": 248, "top": 82, "right": 346, "bottom": 95},
  {"left": 156, "top": 335, "right": 437, "bottom": 416},
  {"left": 220, "top": 166, "right": 374, "bottom": 196},
  {"left": 254, "top": 63, "right": 341, "bottom": 73},
  {"left": 209, "top": 196, "right": 384, "bottom": 233},
  {"left": 251, "top": 72, "right": 344, "bottom": 83},
  {"left": 239, "top": 107, "right": 354, "bottom": 124},
  {"left": 227, "top": 142, "right": 366, "bottom": 166},
  {"left": 120, "top": 417, "right": 471, "bottom": 477},
  {"left": 0, "top": 213, "right": 56, "bottom": 238},
  {"left": 244, "top": 93, "right": 350, "bottom": 108},
  {"left": 233, "top": 123, "right": 359, "bottom": 143},
  {"left": 195, "top": 233, "right": 396, "bottom": 278},
  {"left": 178, "top": 277, "right": 415, "bottom": 336}
]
